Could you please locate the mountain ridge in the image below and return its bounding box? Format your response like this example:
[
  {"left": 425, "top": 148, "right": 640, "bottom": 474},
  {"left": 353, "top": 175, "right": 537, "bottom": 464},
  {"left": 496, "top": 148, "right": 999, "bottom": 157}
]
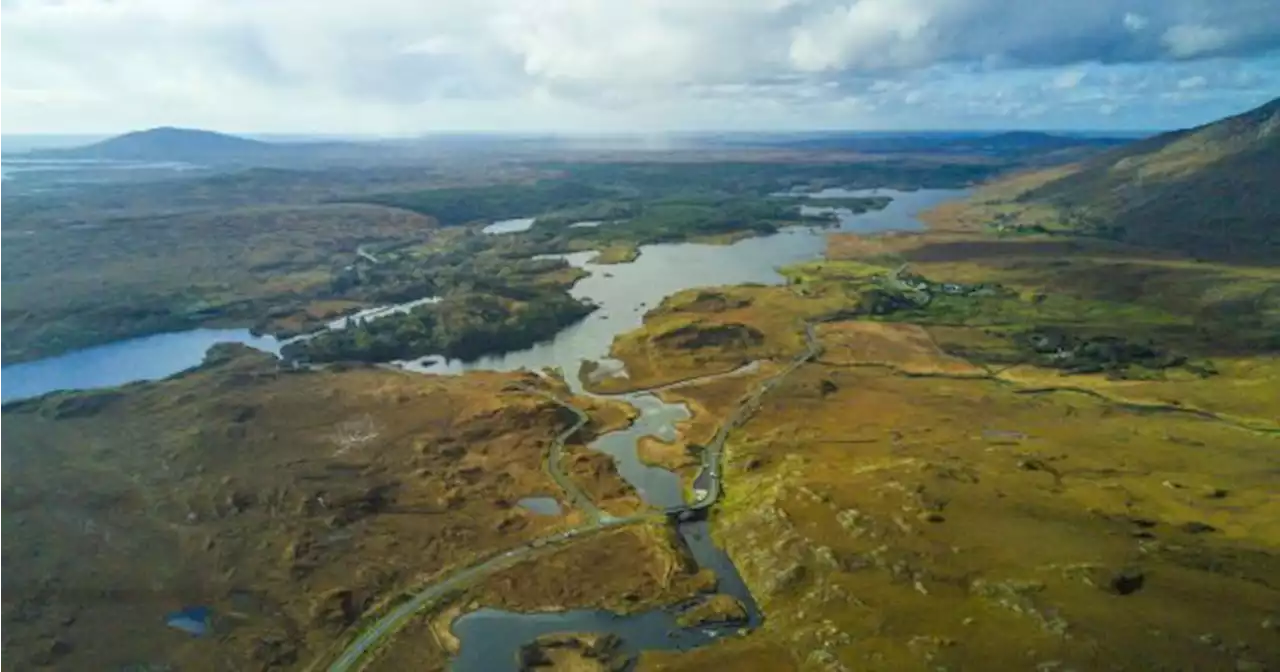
[
  {"left": 1020, "top": 97, "right": 1279, "bottom": 261},
  {"left": 28, "top": 127, "right": 274, "bottom": 162}
]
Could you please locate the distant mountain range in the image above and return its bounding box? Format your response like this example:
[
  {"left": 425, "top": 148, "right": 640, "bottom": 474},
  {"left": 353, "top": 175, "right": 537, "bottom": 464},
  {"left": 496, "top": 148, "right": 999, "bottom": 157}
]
[
  {"left": 23, "top": 127, "right": 295, "bottom": 163},
  {"left": 1022, "top": 97, "right": 1279, "bottom": 260}
]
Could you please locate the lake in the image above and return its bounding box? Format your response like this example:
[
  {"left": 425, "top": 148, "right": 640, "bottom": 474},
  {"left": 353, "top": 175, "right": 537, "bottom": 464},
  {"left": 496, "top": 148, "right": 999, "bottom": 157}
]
[
  {"left": 1, "top": 329, "right": 281, "bottom": 403},
  {"left": 1, "top": 188, "right": 965, "bottom": 402}
]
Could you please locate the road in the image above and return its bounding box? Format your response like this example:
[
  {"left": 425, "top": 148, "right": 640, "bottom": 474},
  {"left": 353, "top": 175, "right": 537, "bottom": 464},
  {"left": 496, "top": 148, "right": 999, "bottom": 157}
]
[
  {"left": 356, "top": 245, "right": 380, "bottom": 265},
  {"left": 325, "top": 516, "right": 647, "bottom": 672},
  {"left": 673, "top": 320, "right": 823, "bottom": 516},
  {"left": 519, "top": 386, "right": 607, "bottom": 523},
  {"left": 324, "top": 321, "right": 828, "bottom": 671}
]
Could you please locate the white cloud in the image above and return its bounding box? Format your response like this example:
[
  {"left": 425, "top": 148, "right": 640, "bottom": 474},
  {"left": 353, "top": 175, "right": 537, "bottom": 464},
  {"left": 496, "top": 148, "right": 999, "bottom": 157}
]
[
  {"left": 1051, "top": 70, "right": 1087, "bottom": 89},
  {"left": 2, "top": 0, "right": 1278, "bottom": 132},
  {"left": 1123, "top": 12, "right": 1150, "bottom": 32},
  {"left": 1163, "top": 24, "right": 1234, "bottom": 58},
  {"left": 1178, "top": 75, "right": 1208, "bottom": 89}
]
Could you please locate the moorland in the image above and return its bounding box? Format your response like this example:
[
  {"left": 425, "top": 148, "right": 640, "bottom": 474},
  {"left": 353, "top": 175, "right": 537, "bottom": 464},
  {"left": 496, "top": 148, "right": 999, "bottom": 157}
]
[{"left": 4, "top": 102, "right": 1277, "bottom": 672}]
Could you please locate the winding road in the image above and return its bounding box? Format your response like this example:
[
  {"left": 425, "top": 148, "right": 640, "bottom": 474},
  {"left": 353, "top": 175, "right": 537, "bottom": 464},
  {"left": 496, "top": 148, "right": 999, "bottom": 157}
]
[{"left": 323, "top": 320, "right": 827, "bottom": 672}]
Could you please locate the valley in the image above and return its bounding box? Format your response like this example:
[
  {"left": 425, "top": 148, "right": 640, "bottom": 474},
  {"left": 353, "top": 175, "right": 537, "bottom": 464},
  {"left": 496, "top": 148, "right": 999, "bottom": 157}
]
[{"left": 3, "top": 100, "right": 1278, "bottom": 671}]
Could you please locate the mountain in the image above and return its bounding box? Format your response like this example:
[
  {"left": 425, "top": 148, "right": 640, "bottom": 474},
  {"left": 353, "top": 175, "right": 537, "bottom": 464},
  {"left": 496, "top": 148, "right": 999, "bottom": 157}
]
[
  {"left": 31, "top": 127, "right": 275, "bottom": 162},
  {"left": 1021, "top": 97, "right": 1280, "bottom": 261}
]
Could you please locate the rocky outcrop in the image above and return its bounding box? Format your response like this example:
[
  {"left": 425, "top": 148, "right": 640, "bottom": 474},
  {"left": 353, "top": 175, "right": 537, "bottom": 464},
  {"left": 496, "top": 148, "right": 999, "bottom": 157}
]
[
  {"left": 652, "top": 322, "right": 765, "bottom": 351},
  {"left": 676, "top": 594, "right": 749, "bottom": 627}
]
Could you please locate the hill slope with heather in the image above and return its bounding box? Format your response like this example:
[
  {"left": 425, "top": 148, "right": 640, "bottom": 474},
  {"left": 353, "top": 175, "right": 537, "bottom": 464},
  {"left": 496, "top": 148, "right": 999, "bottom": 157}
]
[{"left": 1019, "top": 98, "right": 1279, "bottom": 261}]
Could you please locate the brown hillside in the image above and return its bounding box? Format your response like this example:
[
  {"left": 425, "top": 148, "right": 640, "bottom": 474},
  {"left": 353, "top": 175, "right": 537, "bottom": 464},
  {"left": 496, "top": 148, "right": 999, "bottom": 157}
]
[{"left": 1022, "top": 98, "right": 1280, "bottom": 261}]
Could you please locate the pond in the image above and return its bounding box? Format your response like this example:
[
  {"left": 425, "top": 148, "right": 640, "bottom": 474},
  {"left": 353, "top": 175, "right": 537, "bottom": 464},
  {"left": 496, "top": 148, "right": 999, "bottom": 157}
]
[{"left": 515, "top": 497, "right": 563, "bottom": 516}]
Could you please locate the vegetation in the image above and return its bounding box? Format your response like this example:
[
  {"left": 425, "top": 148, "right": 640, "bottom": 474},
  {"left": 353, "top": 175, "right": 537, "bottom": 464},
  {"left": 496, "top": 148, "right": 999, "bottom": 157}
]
[
  {"left": 285, "top": 290, "right": 595, "bottom": 362},
  {"left": 1, "top": 154, "right": 935, "bottom": 364},
  {"left": 1015, "top": 97, "right": 1279, "bottom": 261},
  {"left": 354, "top": 181, "right": 611, "bottom": 227}
]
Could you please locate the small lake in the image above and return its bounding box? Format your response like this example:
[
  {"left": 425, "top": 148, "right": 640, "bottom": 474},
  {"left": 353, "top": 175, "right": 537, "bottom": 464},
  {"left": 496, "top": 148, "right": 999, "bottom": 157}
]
[
  {"left": 515, "top": 497, "right": 563, "bottom": 516},
  {"left": 482, "top": 217, "right": 537, "bottom": 234},
  {"left": 588, "top": 394, "right": 689, "bottom": 508},
  {"left": 0, "top": 329, "right": 281, "bottom": 403}
]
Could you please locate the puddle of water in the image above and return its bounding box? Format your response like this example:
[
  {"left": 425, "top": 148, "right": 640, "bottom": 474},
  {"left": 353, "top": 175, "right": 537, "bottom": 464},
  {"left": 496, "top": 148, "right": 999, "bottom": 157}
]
[{"left": 516, "top": 497, "right": 563, "bottom": 516}]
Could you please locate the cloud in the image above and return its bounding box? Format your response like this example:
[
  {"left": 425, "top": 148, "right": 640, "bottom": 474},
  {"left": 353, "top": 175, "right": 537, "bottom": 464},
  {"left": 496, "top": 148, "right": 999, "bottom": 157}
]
[
  {"left": 1162, "top": 24, "right": 1234, "bottom": 58},
  {"left": 1178, "top": 75, "right": 1208, "bottom": 89},
  {"left": 1123, "top": 13, "right": 1150, "bottom": 32},
  {"left": 1051, "top": 70, "right": 1087, "bottom": 89},
  {"left": 2, "top": 0, "right": 1279, "bottom": 132}
]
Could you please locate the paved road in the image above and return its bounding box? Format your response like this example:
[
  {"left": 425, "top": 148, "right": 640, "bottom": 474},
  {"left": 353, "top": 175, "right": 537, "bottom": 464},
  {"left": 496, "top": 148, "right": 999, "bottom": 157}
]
[
  {"left": 519, "top": 386, "right": 609, "bottom": 523},
  {"left": 326, "top": 516, "right": 649, "bottom": 672},
  {"left": 673, "top": 319, "right": 823, "bottom": 515}
]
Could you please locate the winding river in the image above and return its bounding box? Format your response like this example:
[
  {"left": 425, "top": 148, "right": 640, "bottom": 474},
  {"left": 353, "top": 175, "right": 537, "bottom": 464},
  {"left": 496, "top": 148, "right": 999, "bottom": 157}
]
[{"left": 0, "top": 188, "right": 964, "bottom": 668}]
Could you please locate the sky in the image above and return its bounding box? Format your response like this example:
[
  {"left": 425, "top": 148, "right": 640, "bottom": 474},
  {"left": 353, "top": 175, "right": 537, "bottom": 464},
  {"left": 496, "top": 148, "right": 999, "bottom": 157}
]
[{"left": 3, "top": 0, "right": 1279, "bottom": 135}]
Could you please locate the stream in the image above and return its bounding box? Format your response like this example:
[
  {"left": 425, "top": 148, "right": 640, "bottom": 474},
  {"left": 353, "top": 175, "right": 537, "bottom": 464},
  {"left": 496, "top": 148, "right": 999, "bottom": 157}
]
[{"left": 0, "top": 188, "right": 964, "bottom": 668}]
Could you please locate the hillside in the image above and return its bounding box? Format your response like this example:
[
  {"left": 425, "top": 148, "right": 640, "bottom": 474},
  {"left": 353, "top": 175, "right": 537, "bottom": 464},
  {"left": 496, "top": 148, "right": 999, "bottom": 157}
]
[
  {"left": 34, "top": 127, "right": 275, "bottom": 162},
  {"left": 1021, "top": 98, "right": 1280, "bottom": 261}
]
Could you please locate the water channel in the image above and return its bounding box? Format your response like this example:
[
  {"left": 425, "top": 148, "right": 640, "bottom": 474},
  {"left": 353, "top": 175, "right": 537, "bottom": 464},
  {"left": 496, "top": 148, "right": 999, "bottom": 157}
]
[{"left": 0, "top": 188, "right": 964, "bottom": 668}]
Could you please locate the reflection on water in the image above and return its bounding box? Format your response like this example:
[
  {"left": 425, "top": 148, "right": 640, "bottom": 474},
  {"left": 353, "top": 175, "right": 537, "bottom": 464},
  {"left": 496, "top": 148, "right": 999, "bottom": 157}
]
[
  {"left": 2, "top": 188, "right": 965, "bottom": 403},
  {"left": 400, "top": 188, "right": 965, "bottom": 389},
  {"left": 589, "top": 394, "right": 690, "bottom": 508},
  {"left": 445, "top": 188, "right": 964, "bottom": 671},
  {"left": 450, "top": 521, "right": 761, "bottom": 671},
  {"left": 515, "top": 497, "right": 563, "bottom": 516},
  {"left": 0, "top": 329, "right": 281, "bottom": 403},
  {"left": 482, "top": 217, "right": 537, "bottom": 234}
]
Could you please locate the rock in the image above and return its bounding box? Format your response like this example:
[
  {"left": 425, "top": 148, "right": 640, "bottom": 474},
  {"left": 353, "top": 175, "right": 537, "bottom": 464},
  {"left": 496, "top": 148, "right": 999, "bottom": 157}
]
[
  {"left": 819, "top": 379, "right": 839, "bottom": 396},
  {"left": 1180, "top": 521, "right": 1218, "bottom": 534},
  {"left": 253, "top": 634, "right": 299, "bottom": 667},
  {"left": 917, "top": 511, "right": 946, "bottom": 524},
  {"left": 1198, "top": 633, "right": 1222, "bottom": 647},
  {"left": 310, "top": 588, "right": 359, "bottom": 631},
  {"left": 676, "top": 594, "right": 749, "bottom": 627},
  {"left": 1107, "top": 567, "right": 1146, "bottom": 596},
  {"left": 1203, "top": 487, "right": 1229, "bottom": 499},
  {"left": 32, "top": 637, "right": 73, "bottom": 665}
]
